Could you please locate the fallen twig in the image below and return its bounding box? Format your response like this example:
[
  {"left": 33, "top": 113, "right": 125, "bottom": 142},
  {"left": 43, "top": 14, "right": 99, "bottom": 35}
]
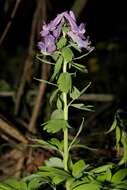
[
  {"left": 0, "top": 0, "right": 22, "bottom": 46},
  {"left": 14, "top": 0, "right": 39, "bottom": 115},
  {"left": 0, "top": 118, "right": 28, "bottom": 143}
]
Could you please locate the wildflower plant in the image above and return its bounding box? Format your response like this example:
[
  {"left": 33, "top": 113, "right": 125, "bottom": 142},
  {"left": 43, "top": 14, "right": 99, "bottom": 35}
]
[
  {"left": 1, "top": 11, "right": 127, "bottom": 190},
  {"left": 36, "top": 11, "right": 94, "bottom": 189}
]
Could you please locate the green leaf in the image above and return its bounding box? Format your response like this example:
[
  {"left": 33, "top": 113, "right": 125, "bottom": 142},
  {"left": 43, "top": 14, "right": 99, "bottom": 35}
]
[
  {"left": 73, "top": 47, "right": 94, "bottom": 60},
  {"left": 23, "top": 174, "right": 42, "bottom": 182},
  {"left": 57, "top": 72, "right": 72, "bottom": 93},
  {"left": 69, "top": 118, "right": 84, "bottom": 151},
  {"left": 68, "top": 155, "right": 73, "bottom": 170},
  {"left": 72, "top": 63, "right": 87, "bottom": 72},
  {"left": 116, "top": 126, "right": 121, "bottom": 154},
  {"left": 56, "top": 97, "right": 63, "bottom": 109},
  {"left": 34, "top": 78, "right": 57, "bottom": 86},
  {"left": 119, "top": 131, "right": 127, "bottom": 165},
  {"left": 49, "top": 138, "right": 62, "bottom": 148},
  {"left": 97, "top": 169, "right": 112, "bottom": 182},
  {"left": 72, "top": 160, "right": 86, "bottom": 178},
  {"left": 70, "top": 86, "right": 80, "bottom": 100},
  {"left": 111, "top": 169, "right": 127, "bottom": 184},
  {"left": 45, "top": 157, "right": 63, "bottom": 168},
  {"left": 106, "top": 119, "right": 117, "bottom": 134},
  {"left": 51, "top": 51, "right": 60, "bottom": 61},
  {"left": 5, "top": 179, "right": 21, "bottom": 190},
  {"left": 36, "top": 56, "right": 55, "bottom": 65},
  {"left": 28, "top": 178, "right": 42, "bottom": 189},
  {"left": 5, "top": 180, "right": 27, "bottom": 190},
  {"left": 73, "top": 181, "right": 101, "bottom": 190},
  {"left": 44, "top": 119, "right": 70, "bottom": 133},
  {"left": 32, "top": 138, "right": 59, "bottom": 152},
  {"left": 90, "top": 164, "right": 113, "bottom": 174},
  {"left": 69, "top": 83, "right": 91, "bottom": 108},
  {"left": 23, "top": 174, "right": 50, "bottom": 188},
  {"left": 51, "top": 109, "right": 64, "bottom": 120},
  {"left": 0, "top": 183, "right": 12, "bottom": 190},
  {"left": 52, "top": 175, "right": 65, "bottom": 185},
  {"left": 62, "top": 47, "right": 74, "bottom": 63},
  {"left": 51, "top": 56, "right": 63, "bottom": 80},
  {"left": 80, "top": 82, "right": 91, "bottom": 95},
  {"left": 49, "top": 138, "right": 63, "bottom": 152},
  {"left": 38, "top": 166, "right": 71, "bottom": 180},
  {"left": 57, "top": 36, "right": 67, "bottom": 49},
  {"left": 69, "top": 41, "right": 81, "bottom": 52},
  {"left": 19, "top": 181, "right": 27, "bottom": 190},
  {"left": 71, "top": 104, "right": 94, "bottom": 111},
  {"left": 49, "top": 89, "right": 59, "bottom": 105},
  {"left": 70, "top": 83, "right": 91, "bottom": 104},
  {"left": 116, "top": 180, "right": 127, "bottom": 189}
]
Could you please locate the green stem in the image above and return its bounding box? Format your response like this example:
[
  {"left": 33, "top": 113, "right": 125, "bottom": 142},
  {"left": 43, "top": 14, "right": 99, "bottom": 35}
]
[
  {"left": 63, "top": 61, "right": 70, "bottom": 190},
  {"left": 63, "top": 92, "right": 68, "bottom": 171}
]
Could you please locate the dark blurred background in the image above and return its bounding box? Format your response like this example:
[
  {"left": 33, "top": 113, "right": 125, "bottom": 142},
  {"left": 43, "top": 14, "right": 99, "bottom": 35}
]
[{"left": 0, "top": 0, "right": 127, "bottom": 179}]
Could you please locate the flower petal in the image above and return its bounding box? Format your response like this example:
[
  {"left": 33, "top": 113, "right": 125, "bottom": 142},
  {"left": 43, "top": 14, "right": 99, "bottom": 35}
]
[
  {"left": 64, "top": 12, "right": 79, "bottom": 33},
  {"left": 79, "top": 23, "right": 86, "bottom": 34},
  {"left": 67, "top": 31, "right": 90, "bottom": 49},
  {"left": 37, "top": 41, "right": 46, "bottom": 52},
  {"left": 53, "top": 24, "right": 62, "bottom": 39},
  {"left": 50, "top": 12, "right": 65, "bottom": 29},
  {"left": 40, "top": 30, "right": 49, "bottom": 37},
  {"left": 44, "top": 34, "right": 56, "bottom": 53},
  {"left": 69, "top": 11, "right": 76, "bottom": 21}
]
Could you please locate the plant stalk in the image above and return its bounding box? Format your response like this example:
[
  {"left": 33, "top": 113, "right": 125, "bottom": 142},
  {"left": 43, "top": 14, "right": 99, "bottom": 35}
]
[
  {"left": 63, "top": 61, "right": 69, "bottom": 171},
  {"left": 63, "top": 61, "right": 70, "bottom": 190},
  {"left": 63, "top": 92, "right": 68, "bottom": 171}
]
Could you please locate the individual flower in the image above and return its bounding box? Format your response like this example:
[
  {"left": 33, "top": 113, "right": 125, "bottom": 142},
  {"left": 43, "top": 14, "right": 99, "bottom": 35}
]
[
  {"left": 63, "top": 11, "right": 91, "bottom": 49},
  {"left": 50, "top": 12, "right": 65, "bottom": 30},
  {"left": 67, "top": 31, "right": 91, "bottom": 49},
  {"left": 40, "top": 12, "right": 64, "bottom": 37},
  {"left": 38, "top": 34, "right": 56, "bottom": 53},
  {"left": 64, "top": 11, "right": 79, "bottom": 33},
  {"left": 69, "top": 11, "right": 76, "bottom": 21},
  {"left": 40, "top": 24, "right": 50, "bottom": 37},
  {"left": 53, "top": 23, "right": 62, "bottom": 39},
  {"left": 38, "top": 41, "right": 46, "bottom": 52},
  {"left": 38, "top": 10, "right": 91, "bottom": 53}
]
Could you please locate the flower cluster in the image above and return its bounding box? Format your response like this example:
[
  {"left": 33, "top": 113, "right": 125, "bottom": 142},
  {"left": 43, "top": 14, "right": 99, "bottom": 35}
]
[{"left": 38, "top": 11, "right": 91, "bottom": 54}]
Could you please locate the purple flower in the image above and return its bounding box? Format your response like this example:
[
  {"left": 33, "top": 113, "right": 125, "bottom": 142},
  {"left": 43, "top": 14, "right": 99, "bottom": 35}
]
[
  {"left": 38, "top": 10, "right": 91, "bottom": 54},
  {"left": 40, "top": 12, "right": 64, "bottom": 37},
  {"left": 38, "top": 41, "right": 46, "bottom": 52},
  {"left": 45, "top": 35, "right": 56, "bottom": 53},
  {"left": 53, "top": 23, "right": 62, "bottom": 39},
  {"left": 63, "top": 12, "right": 91, "bottom": 49},
  {"left": 50, "top": 12, "right": 65, "bottom": 29},
  {"left": 64, "top": 11, "right": 79, "bottom": 33},
  {"left": 38, "top": 34, "right": 56, "bottom": 53},
  {"left": 78, "top": 23, "right": 86, "bottom": 38},
  {"left": 69, "top": 11, "right": 76, "bottom": 21},
  {"left": 67, "top": 31, "right": 91, "bottom": 49},
  {"left": 40, "top": 24, "right": 49, "bottom": 37}
]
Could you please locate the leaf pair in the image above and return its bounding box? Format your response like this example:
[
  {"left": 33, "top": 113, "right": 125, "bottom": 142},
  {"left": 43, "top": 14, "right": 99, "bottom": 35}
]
[
  {"left": 38, "top": 166, "right": 72, "bottom": 185},
  {"left": 33, "top": 137, "right": 63, "bottom": 155},
  {"left": 71, "top": 103, "right": 93, "bottom": 112},
  {"left": 106, "top": 118, "right": 127, "bottom": 165},
  {"left": 43, "top": 119, "right": 70, "bottom": 133},
  {"left": 57, "top": 72, "right": 72, "bottom": 93},
  {"left": 42, "top": 109, "right": 71, "bottom": 133},
  {"left": 0, "top": 178, "right": 43, "bottom": 190}
]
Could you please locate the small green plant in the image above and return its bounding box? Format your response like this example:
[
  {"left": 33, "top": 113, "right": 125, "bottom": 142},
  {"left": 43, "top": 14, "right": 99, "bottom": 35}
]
[
  {"left": 106, "top": 109, "right": 127, "bottom": 165},
  {"left": 1, "top": 11, "right": 127, "bottom": 190}
]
